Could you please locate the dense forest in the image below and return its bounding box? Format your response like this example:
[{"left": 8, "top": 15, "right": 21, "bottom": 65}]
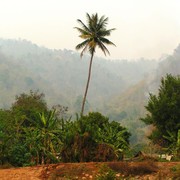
[{"left": 0, "top": 38, "right": 179, "bottom": 146}]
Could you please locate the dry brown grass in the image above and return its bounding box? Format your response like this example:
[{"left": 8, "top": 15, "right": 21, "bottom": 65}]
[
  {"left": 170, "top": 164, "right": 180, "bottom": 180},
  {"left": 108, "top": 161, "right": 158, "bottom": 176},
  {"left": 47, "top": 163, "right": 98, "bottom": 180}
]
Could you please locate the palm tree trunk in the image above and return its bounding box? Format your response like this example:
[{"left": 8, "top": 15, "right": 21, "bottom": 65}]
[{"left": 81, "top": 53, "right": 94, "bottom": 115}]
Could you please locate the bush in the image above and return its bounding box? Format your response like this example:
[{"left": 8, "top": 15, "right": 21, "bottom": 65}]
[{"left": 8, "top": 144, "right": 31, "bottom": 167}]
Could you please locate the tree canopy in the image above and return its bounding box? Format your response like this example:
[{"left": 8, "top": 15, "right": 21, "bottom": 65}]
[{"left": 141, "top": 74, "right": 180, "bottom": 148}]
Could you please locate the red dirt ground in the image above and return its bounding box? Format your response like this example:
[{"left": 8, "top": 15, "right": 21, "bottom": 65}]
[{"left": 0, "top": 162, "right": 179, "bottom": 180}]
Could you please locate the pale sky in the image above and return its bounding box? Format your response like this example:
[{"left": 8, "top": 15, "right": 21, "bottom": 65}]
[{"left": 0, "top": 0, "right": 180, "bottom": 60}]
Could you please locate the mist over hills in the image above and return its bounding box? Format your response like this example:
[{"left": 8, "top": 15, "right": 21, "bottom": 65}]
[
  {"left": 0, "top": 38, "right": 157, "bottom": 110},
  {"left": 0, "top": 38, "right": 179, "bottom": 143}
]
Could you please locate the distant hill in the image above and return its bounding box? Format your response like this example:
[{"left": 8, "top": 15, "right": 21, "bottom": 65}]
[
  {"left": 106, "top": 43, "right": 180, "bottom": 120},
  {"left": 0, "top": 38, "right": 157, "bottom": 113}
]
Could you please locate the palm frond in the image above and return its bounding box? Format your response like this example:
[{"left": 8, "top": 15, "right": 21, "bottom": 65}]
[
  {"left": 76, "top": 40, "right": 90, "bottom": 57},
  {"left": 99, "top": 37, "right": 116, "bottom": 46},
  {"left": 93, "top": 13, "right": 98, "bottom": 29},
  {"left": 80, "top": 43, "right": 89, "bottom": 57},
  {"left": 74, "top": 27, "right": 89, "bottom": 36},
  {"left": 77, "top": 19, "right": 91, "bottom": 33},
  {"left": 97, "top": 16, "right": 108, "bottom": 30},
  {"left": 75, "top": 39, "right": 89, "bottom": 51},
  {"left": 86, "top": 13, "right": 92, "bottom": 30},
  {"left": 97, "top": 41, "right": 110, "bottom": 56},
  {"left": 79, "top": 34, "right": 91, "bottom": 39},
  {"left": 87, "top": 13, "right": 98, "bottom": 32},
  {"left": 98, "top": 28, "right": 116, "bottom": 37}
]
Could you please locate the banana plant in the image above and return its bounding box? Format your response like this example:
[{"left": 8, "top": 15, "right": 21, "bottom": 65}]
[
  {"left": 163, "top": 130, "right": 180, "bottom": 157},
  {"left": 29, "top": 110, "right": 62, "bottom": 164}
]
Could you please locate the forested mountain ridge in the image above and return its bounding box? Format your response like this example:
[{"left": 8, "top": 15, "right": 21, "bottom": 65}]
[
  {"left": 107, "top": 43, "right": 180, "bottom": 121},
  {"left": 0, "top": 38, "right": 157, "bottom": 113}
]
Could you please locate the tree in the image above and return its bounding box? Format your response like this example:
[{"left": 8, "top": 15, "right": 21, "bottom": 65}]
[
  {"left": 11, "top": 90, "right": 48, "bottom": 127},
  {"left": 0, "top": 109, "right": 14, "bottom": 165},
  {"left": 75, "top": 13, "right": 115, "bottom": 115},
  {"left": 141, "top": 74, "right": 180, "bottom": 148}
]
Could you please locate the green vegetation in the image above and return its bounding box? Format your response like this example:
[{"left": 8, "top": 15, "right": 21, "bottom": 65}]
[
  {"left": 96, "top": 164, "right": 116, "bottom": 180},
  {"left": 0, "top": 91, "right": 130, "bottom": 166},
  {"left": 0, "top": 91, "right": 57, "bottom": 166},
  {"left": 61, "top": 112, "right": 130, "bottom": 162},
  {"left": 141, "top": 74, "right": 180, "bottom": 157},
  {"left": 75, "top": 13, "right": 115, "bottom": 115},
  {"left": 0, "top": 23, "right": 180, "bottom": 167}
]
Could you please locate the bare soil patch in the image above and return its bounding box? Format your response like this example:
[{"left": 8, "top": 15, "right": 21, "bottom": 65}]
[{"left": 0, "top": 162, "right": 179, "bottom": 180}]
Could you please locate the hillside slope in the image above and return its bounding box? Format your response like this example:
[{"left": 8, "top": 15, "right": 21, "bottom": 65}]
[{"left": 0, "top": 38, "right": 157, "bottom": 115}]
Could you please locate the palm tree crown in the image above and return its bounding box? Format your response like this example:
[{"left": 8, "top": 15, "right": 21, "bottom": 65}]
[
  {"left": 75, "top": 13, "right": 115, "bottom": 57},
  {"left": 75, "top": 13, "right": 115, "bottom": 115}
]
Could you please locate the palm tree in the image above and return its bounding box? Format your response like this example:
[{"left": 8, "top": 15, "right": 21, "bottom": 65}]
[{"left": 75, "top": 13, "right": 115, "bottom": 115}]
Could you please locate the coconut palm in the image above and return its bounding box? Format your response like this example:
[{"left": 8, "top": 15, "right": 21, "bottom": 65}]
[{"left": 75, "top": 13, "right": 115, "bottom": 115}]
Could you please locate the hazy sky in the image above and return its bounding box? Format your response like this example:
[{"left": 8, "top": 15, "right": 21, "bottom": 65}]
[{"left": 1, "top": 0, "right": 180, "bottom": 60}]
